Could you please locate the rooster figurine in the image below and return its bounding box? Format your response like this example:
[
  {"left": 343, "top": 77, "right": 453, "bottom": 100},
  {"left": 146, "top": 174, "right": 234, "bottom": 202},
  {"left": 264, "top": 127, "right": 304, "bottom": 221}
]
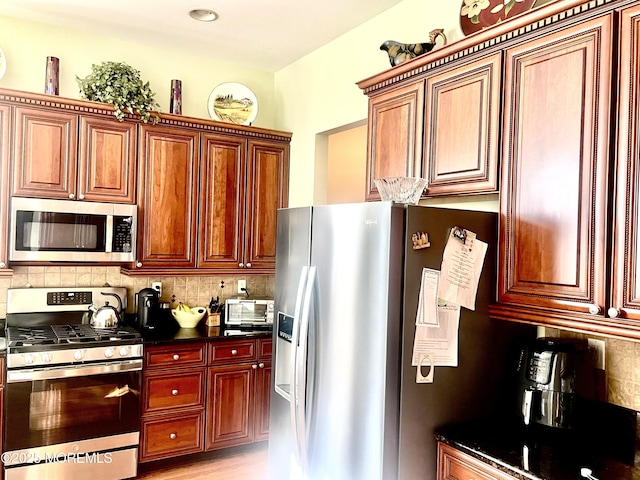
[{"left": 380, "top": 28, "right": 447, "bottom": 67}]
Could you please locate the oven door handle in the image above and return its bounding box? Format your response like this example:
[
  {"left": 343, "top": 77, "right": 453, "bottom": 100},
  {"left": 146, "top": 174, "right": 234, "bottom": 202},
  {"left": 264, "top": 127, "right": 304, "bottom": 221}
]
[{"left": 7, "top": 359, "right": 143, "bottom": 383}]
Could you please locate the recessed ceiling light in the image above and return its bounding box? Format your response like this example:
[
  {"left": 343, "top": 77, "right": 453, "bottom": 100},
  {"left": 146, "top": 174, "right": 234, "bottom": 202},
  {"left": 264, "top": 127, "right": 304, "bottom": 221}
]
[{"left": 189, "top": 9, "right": 218, "bottom": 22}]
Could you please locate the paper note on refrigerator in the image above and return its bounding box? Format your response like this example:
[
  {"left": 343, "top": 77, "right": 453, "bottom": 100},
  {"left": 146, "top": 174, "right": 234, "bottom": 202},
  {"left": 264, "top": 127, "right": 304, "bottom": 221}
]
[
  {"left": 411, "top": 302, "right": 461, "bottom": 367},
  {"left": 415, "top": 268, "right": 440, "bottom": 326},
  {"left": 437, "top": 227, "right": 488, "bottom": 311}
]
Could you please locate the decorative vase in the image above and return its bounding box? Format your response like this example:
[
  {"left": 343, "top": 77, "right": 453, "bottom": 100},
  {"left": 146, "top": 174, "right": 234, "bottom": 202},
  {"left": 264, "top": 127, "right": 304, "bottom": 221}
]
[
  {"left": 44, "top": 56, "right": 59, "bottom": 95},
  {"left": 169, "top": 79, "right": 182, "bottom": 115}
]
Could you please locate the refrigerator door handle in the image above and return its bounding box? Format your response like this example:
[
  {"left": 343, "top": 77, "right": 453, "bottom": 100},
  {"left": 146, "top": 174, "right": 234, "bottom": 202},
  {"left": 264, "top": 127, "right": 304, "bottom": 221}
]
[
  {"left": 296, "top": 265, "right": 316, "bottom": 472},
  {"left": 290, "top": 266, "right": 309, "bottom": 465}
]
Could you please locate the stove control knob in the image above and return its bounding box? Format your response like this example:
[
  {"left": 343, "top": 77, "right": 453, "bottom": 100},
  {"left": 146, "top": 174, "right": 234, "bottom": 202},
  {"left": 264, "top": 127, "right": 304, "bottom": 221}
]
[
  {"left": 119, "top": 346, "right": 130, "bottom": 357},
  {"left": 104, "top": 348, "right": 115, "bottom": 358},
  {"left": 74, "top": 350, "right": 84, "bottom": 361},
  {"left": 40, "top": 353, "right": 52, "bottom": 363},
  {"left": 24, "top": 353, "right": 34, "bottom": 365}
]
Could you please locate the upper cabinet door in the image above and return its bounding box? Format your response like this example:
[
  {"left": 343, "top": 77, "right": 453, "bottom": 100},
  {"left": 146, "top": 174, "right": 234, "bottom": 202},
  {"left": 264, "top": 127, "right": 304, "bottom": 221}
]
[
  {"left": 245, "top": 140, "right": 290, "bottom": 271},
  {"left": 137, "top": 125, "right": 199, "bottom": 269},
  {"left": 611, "top": 5, "right": 640, "bottom": 323},
  {"left": 12, "top": 106, "right": 78, "bottom": 199},
  {"left": 0, "top": 104, "right": 11, "bottom": 273},
  {"left": 495, "top": 15, "right": 612, "bottom": 320},
  {"left": 423, "top": 52, "right": 502, "bottom": 196},
  {"left": 78, "top": 115, "right": 137, "bottom": 203},
  {"left": 199, "top": 133, "right": 246, "bottom": 269},
  {"left": 365, "top": 81, "right": 424, "bottom": 201}
]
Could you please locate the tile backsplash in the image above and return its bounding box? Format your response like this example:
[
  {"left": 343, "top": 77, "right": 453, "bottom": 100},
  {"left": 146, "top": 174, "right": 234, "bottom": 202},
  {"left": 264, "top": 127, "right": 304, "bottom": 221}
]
[
  {"left": 0, "top": 266, "right": 274, "bottom": 317},
  {"left": 546, "top": 328, "right": 640, "bottom": 412}
]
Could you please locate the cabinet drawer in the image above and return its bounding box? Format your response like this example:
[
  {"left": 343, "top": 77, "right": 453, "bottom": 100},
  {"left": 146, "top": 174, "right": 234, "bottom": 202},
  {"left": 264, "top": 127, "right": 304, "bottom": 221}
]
[
  {"left": 140, "top": 411, "right": 204, "bottom": 462},
  {"left": 144, "top": 342, "right": 206, "bottom": 369},
  {"left": 258, "top": 338, "right": 272, "bottom": 360},
  {"left": 438, "top": 442, "right": 516, "bottom": 480},
  {"left": 209, "top": 340, "right": 256, "bottom": 364},
  {"left": 143, "top": 369, "right": 206, "bottom": 413}
]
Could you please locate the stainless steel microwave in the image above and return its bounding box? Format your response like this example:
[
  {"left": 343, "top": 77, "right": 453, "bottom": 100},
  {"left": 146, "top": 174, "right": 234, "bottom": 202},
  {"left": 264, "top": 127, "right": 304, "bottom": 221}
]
[
  {"left": 225, "top": 298, "right": 274, "bottom": 326},
  {"left": 9, "top": 197, "right": 137, "bottom": 262}
]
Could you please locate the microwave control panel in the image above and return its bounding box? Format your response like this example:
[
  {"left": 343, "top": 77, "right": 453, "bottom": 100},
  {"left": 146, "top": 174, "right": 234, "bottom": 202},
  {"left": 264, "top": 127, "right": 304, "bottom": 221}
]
[{"left": 112, "top": 216, "right": 134, "bottom": 253}]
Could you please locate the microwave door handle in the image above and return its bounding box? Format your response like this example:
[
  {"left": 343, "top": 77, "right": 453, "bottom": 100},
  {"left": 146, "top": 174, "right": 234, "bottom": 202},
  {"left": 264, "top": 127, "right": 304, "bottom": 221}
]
[
  {"left": 105, "top": 215, "right": 114, "bottom": 253},
  {"left": 290, "top": 266, "right": 308, "bottom": 465},
  {"left": 296, "top": 265, "right": 315, "bottom": 473}
]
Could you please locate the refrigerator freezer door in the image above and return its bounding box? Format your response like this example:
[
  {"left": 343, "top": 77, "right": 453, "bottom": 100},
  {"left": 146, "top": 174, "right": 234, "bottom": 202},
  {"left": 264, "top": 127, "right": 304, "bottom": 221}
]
[{"left": 270, "top": 207, "right": 312, "bottom": 480}]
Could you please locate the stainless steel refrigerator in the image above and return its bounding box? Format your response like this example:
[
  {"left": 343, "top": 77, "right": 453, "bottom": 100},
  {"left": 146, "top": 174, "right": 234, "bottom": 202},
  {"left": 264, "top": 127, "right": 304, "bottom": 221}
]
[{"left": 268, "top": 202, "right": 534, "bottom": 480}]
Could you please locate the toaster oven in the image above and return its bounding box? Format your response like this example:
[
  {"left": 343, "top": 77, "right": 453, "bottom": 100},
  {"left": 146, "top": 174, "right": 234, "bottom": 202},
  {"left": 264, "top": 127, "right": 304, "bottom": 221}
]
[{"left": 225, "top": 298, "right": 274, "bottom": 326}]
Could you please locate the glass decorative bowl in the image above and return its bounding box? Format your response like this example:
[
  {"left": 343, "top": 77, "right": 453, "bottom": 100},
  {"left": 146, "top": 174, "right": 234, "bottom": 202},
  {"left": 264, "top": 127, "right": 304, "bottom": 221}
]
[{"left": 374, "top": 177, "right": 428, "bottom": 205}]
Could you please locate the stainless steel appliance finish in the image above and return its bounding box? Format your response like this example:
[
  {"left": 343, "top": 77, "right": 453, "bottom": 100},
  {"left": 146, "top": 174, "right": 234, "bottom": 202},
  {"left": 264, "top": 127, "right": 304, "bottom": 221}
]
[
  {"left": 9, "top": 197, "right": 136, "bottom": 262},
  {"left": 268, "top": 203, "right": 535, "bottom": 480},
  {"left": 225, "top": 298, "right": 274, "bottom": 326},
  {"left": 4, "top": 287, "right": 142, "bottom": 480},
  {"left": 517, "top": 337, "right": 591, "bottom": 429}
]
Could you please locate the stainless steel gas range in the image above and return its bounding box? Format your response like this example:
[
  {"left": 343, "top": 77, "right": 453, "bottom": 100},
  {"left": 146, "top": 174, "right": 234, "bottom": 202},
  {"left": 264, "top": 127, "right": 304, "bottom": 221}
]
[{"left": 3, "top": 287, "right": 142, "bottom": 480}]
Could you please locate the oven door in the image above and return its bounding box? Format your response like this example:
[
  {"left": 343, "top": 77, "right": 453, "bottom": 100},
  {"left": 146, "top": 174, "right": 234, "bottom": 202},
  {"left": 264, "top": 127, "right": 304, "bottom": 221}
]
[{"left": 4, "top": 360, "right": 142, "bottom": 454}]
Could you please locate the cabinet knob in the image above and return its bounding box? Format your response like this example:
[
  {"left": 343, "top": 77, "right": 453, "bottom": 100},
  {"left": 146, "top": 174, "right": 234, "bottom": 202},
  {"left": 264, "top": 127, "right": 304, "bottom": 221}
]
[
  {"left": 246, "top": 263, "right": 252, "bottom": 268},
  {"left": 231, "top": 349, "right": 238, "bottom": 355},
  {"left": 252, "top": 364, "right": 258, "bottom": 369},
  {"left": 589, "top": 304, "right": 601, "bottom": 315},
  {"left": 68, "top": 193, "right": 75, "bottom": 199},
  {"left": 239, "top": 263, "right": 244, "bottom": 268},
  {"left": 169, "top": 433, "right": 177, "bottom": 440},
  {"left": 258, "top": 362, "right": 265, "bottom": 368},
  {"left": 171, "top": 389, "right": 179, "bottom": 396},
  {"left": 608, "top": 307, "right": 621, "bottom": 318},
  {"left": 78, "top": 194, "right": 85, "bottom": 200},
  {"left": 136, "top": 262, "right": 143, "bottom": 268},
  {"left": 173, "top": 354, "right": 180, "bottom": 360},
  {"left": 0, "top": 262, "right": 5, "bottom": 268}
]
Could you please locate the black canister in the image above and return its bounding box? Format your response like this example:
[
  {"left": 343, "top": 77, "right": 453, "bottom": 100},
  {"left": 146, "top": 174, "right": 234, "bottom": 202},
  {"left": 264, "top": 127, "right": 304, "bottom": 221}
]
[{"left": 136, "top": 287, "right": 159, "bottom": 330}]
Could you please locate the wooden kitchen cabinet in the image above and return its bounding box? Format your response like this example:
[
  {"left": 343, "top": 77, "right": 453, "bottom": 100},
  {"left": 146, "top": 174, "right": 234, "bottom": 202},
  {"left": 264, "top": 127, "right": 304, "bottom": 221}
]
[
  {"left": 139, "top": 342, "right": 207, "bottom": 463},
  {"left": 0, "top": 105, "right": 11, "bottom": 275},
  {"left": 136, "top": 124, "right": 199, "bottom": 270},
  {"left": 489, "top": 14, "right": 614, "bottom": 334},
  {"left": 134, "top": 130, "right": 288, "bottom": 274},
  {"left": 437, "top": 442, "right": 518, "bottom": 480},
  {"left": 205, "top": 338, "right": 272, "bottom": 450},
  {"left": 423, "top": 52, "right": 501, "bottom": 196},
  {"left": 199, "top": 135, "right": 288, "bottom": 272},
  {"left": 609, "top": 4, "right": 640, "bottom": 327},
  {"left": 11, "top": 104, "right": 136, "bottom": 202},
  {"left": 364, "top": 80, "right": 424, "bottom": 201}
]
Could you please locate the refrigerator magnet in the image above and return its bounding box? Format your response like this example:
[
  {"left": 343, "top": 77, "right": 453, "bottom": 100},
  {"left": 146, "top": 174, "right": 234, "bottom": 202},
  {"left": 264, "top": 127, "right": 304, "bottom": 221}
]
[{"left": 416, "top": 353, "right": 434, "bottom": 383}]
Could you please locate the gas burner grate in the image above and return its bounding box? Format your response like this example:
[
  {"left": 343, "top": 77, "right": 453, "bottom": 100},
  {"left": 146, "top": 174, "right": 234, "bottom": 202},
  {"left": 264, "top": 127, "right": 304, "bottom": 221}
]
[
  {"left": 6, "top": 327, "right": 58, "bottom": 347},
  {"left": 52, "top": 324, "right": 102, "bottom": 343}
]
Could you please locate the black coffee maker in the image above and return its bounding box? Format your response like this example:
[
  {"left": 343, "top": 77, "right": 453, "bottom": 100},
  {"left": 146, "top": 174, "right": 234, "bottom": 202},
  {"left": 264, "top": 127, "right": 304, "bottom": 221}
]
[
  {"left": 136, "top": 287, "right": 159, "bottom": 330},
  {"left": 516, "top": 337, "right": 591, "bottom": 429}
]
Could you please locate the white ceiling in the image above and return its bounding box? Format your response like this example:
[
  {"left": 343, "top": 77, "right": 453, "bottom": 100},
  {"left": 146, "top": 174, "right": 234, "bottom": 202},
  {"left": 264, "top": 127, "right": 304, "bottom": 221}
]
[{"left": 0, "top": 0, "right": 404, "bottom": 72}]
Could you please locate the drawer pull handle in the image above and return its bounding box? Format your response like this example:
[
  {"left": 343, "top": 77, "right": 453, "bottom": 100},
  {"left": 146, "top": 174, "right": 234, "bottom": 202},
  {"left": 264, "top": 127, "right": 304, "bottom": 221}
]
[
  {"left": 173, "top": 354, "right": 180, "bottom": 361},
  {"left": 231, "top": 349, "right": 238, "bottom": 355},
  {"left": 170, "top": 433, "right": 177, "bottom": 440},
  {"left": 171, "top": 389, "right": 179, "bottom": 396},
  {"left": 608, "top": 307, "right": 620, "bottom": 318}
]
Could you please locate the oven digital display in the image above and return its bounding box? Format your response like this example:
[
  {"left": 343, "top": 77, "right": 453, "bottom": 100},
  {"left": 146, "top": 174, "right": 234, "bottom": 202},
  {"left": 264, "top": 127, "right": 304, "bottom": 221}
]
[{"left": 47, "top": 291, "right": 93, "bottom": 305}]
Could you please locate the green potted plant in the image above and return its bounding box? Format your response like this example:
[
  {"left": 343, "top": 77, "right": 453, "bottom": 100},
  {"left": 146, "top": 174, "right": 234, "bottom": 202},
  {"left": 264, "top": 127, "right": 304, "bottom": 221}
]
[{"left": 76, "top": 61, "right": 161, "bottom": 123}]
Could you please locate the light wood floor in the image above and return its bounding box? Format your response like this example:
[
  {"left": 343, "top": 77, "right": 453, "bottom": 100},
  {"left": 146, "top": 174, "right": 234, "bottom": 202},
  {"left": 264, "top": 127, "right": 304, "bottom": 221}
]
[{"left": 136, "top": 442, "right": 269, "bottom": 479}]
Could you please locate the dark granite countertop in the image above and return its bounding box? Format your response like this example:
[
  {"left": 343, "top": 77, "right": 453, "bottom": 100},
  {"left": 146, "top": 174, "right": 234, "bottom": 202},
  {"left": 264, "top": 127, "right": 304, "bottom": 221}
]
[
  {"left": 436, "top": 402, "right": 640, "bottom": 480},
  {"left": 129, "top": 313, "right": 272, "bottom": 345}
]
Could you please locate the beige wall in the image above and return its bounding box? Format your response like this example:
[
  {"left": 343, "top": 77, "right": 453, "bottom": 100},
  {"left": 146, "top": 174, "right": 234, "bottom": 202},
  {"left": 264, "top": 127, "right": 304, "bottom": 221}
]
[
  {"left": 326, "top": 124, "right": 367, "bottom": 204},
  {"left": 0, "top": 15, "right": 276, "bottom": 128}
]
